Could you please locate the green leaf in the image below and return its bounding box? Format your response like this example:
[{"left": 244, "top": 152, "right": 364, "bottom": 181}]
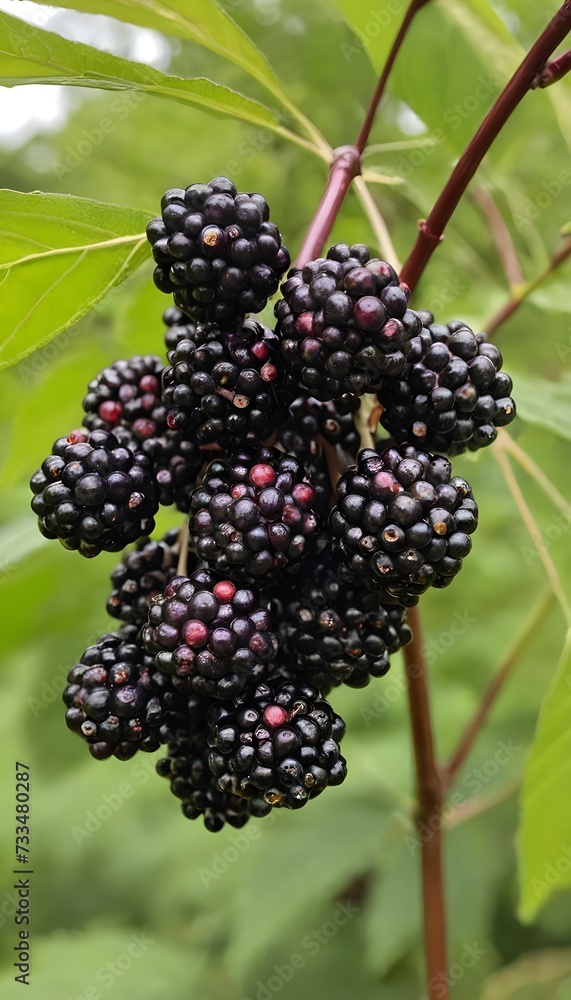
[
  {"left": 0, "top": 11, "right": 281, "bottom": 132},
  {"left": 562, "top": 222, "right": 571, "bottom": 236},
  {"left": 0, "top": 190, "right": 149, "bottom": 369},
  {"left": 518, "top": 630, "right": 571, "bottom": 921},
  {"left": 333, "top": 0, "right": 404, "bottom": 75},
  {"left": 28, "top": 0, "right": 283, "bottom": 99},
  {"left": 0, "top": 516, "right": 48, "bottom": 579},
  {"left": 364, "top": 825, "right": 420, "bottom": 975},
  {"left": 515, "top": 374, "right": 571, "bottom": 444}
]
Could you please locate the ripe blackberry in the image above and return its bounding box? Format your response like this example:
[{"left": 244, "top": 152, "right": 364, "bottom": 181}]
[
  {"left": 157, "top": 693, "right": 270, "bottom": 831},
  {"left": 146, "top": 177, "right": 290, "bottom": 324},
  {"left": 190, "top": 447, "right": 320, "bottom": 581},
  {"left": 142, "top": 572, "right": 278, "bottom": 699},
  {"left": 377, "top": 315, "right": 516, "bottom": 454},
  {"left": 107, "top": 529, "right": 182, "bottom": 626},
  {"left": 329, "top": 445, "right": 478, "bottom": 605},
  {"left": 274, "top": 547, "right": 412, "bottom": 689},
  {"left": 207, "top": 677, "right": 347, "bottom": 810},
  {"left": 63, "top": 625, "right": 170, "bottom": 760},
  {"left": 163, "top": 306, "right": 197, "bottom": 351},
  {"left": 82, "top": 355, "right": 166, "bottom": 443},
  {"left": 163, "top": 318, "right": 289, "bottom": 448},
  {"left": 279, "top": 396, "right": 360, "bottom": 465},
  {"left": 30, "top": 429, "right": 159, "bottom": 557},
  {"left": 140, "top": 429, "right": 204, "bottom": 512},
  {"left": 275, "top": 243, "right": 420, "bottom": 402}
]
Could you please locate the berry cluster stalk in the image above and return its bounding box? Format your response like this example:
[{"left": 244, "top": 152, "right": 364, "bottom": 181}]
[{"left": 293, "top": 4, "right": 571, "bottom": 999}]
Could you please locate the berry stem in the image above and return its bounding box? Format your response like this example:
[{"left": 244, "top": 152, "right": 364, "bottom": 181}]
[
  {"left": 404, "top": 605, "right": 448, "bottom": 1000},
  {"left": 317, "top": 436, "right": 343, "bottom": 491},
  {"left": 294, "top": 146, "right": 362, "bottom": 266},
  {"left": 532, "top": 47, "right": 571, "bottom": 88},
  {"left": 176, "top": 520, "right": 190, "bottom": 577},
  {"left": 485, "top": 236, "right": 571, "bottom": 337},
  {"left": 400, "top": 1, "right": 571, "bottom": 291},
  {"left": 499, "top": 431, "right": 571, "bottom": 520},
  {"left": 471, "top": 185, "right": 523, "bottom": 289},
  {"left": 446, "top": 775, "right": 521, "bottom": 829},
  {"left": 355, "top": 0, "right": 433, "bottom": 155},
  {"left": 443, "top": 587, "right": 554, "bottom": 789}
]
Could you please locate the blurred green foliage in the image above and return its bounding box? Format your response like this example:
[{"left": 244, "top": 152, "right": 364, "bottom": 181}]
[{"left": 1, "top": 1, "right": 571, "bottom": 998}]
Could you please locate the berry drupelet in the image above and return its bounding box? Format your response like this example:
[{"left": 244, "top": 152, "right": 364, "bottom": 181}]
[
  {"left": 82, "top": 355, "right": 165, "bottom": 443},
  {"left": 63, "top": 625, "right": 170, "bottom": 760},
  {"left": 147, "top": 177, "right": 290, "bottom": 324},
  {"left": 30, "top": 429, "right": 159, "bottom": 557},
  {"left": 157, "top": 693, "right": 270, "bottom": 831},
  {"left": 208, "top": 676, "right": 347, "bottom": 810},
  {"left": 142, "top": 572, "right": 278, "bottom": 699},
  {"left": 107, "top": 529, "right": 182, "bottom": 626},
  {"left": 163, "top": 318, "right": 289, "bottom": 448},
  {"left": 190, "top": 447, "right": 320, "bottom": 582},
  {"left": 275, "top": 243, "right": 421, "bottom": 402},
  {"left": 329, "top": 445, "right": 478, "bottom": 605},
  {"left": 377, "top": 315, "right": 516, "bottom": 454},
  {"left": 274, "top": 546, "right": 412, "bottom": 689}
]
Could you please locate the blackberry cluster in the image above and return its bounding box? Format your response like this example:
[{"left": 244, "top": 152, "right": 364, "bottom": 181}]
[
  {"left": 329, "top": 445, "right": 478, "bottom": 605},
  {"left": 377, "top": 315, "right": 516, "bottom": 454},
  {"left": 30, "top": 429, "right": 159, "bottom": 556},
  {"left": 63, "top": 626, "right": 168, "bottom": 760},
  {"left": 107, "top": 529, "right": 181, "bottom": 626},
  {"left": 274, "top": 546, "right": 412, "bottom": 690},
  {"left": 208, "top": 677, "right": 347, "bottom": 809},
  {"left": 163, "top": 318, "right": 290, "bottom": 447},
  {"left": 82, "top": 355, "right": 165, "bottom": 442},
  {"left": 142, "top": 572, "right": 278, "bottom": 699},
  {"left": 147, "top": 177, "right": 290, "bottom": 325},
  {"left": 157, "top": 693, "right": 270, "bottom": 831},
  {"left": 276, "top": 244, "right": 421, "bottom": 402},
  {"left": 190, "top": 447, "right": 320, "bottom": 581},
  {"left": 26, "top": 177, "right": 515, "bottom": 832}
]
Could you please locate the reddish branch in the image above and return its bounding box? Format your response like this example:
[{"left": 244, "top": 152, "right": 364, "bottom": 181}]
[
  {"left": 404, "top": 606, "right": 447, "bottom": 1000},
  {"left": 400, "top": 1, "right": 571, "bottom": 291},
  {"left": 533, "top": 47, "right": 571, "bottom": 87}
]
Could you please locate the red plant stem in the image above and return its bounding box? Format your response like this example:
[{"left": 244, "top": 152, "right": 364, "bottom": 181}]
[
  {"left": 486, "top": 237, "right": 571, "bottom": 336},
  {"left": 404, "top": 606, "right": 448, "bottom": 1000},
  {"left": 294, "top": 146, "right": 361, "bottom": 266},
  {"left": 400, "top": 1, "right": 571, "bottom": 291},
  {"left": 533, "top": 47, "right": 571, "bottom": 87},
  {"left": 355, "top": 0, "right": 432, "bottom": 154}
]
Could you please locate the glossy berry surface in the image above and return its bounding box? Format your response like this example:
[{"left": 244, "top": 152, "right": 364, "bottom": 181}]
[
  {"left": 207, "top": 676, "right": 347, "bottom": 810},
  {"left": 107, "top": 529, "right": 182, "bottom": 626}
]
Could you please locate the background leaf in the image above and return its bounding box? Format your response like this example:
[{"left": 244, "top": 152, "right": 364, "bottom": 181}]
[
  {"left": 514, "top": 375, "right": 571, "bottom": 444},
  {"left": 0, "top": 11, "right": 282, "bottom": 132},
  {"left": 518, "top": 632, "right": 571, "bottom": 921},
  {"left": 0, "top": 190, "right": 148, "bottom": 368}
]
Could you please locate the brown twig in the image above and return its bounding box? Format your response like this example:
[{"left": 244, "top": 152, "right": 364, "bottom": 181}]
[
  {"left": 400, "top": 1, "right": 571, "bottom": 291},
  {"left": 444, "top": 587, "right": 554, "bottom": 787},
  {"left": 533, "top": 47, "right": 571, "bottom": 88},
  {"left": 485, "top": 237, "right": 571, "bottom": 336},
  {"left": 472, "top": 185, "right": 524, "bottom": 288},
  {"left": 355, "top": 0, "right": 433, "bottom": 155},
  {"left": 404, "top": 605, "right": 448, "bottom": 1000},
  {"left": 176, "top": 520, "right": 190, "bottom": 576},
  {"left": 445, "top": 776, "right": 521, "bottom": 829}
]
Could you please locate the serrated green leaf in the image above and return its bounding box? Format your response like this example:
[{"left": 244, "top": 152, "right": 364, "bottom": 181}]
[
  {"left": 518, "top": 630, "right": 571, "bottom": 921},
  {"left": 0, "top": 11, "right": 281, "bottom": 132},
  {"left": 514, "top": 374, "right": 571, "bottom": 444},
  {"left": 28, "top": 0, "right": 282, "bottom": 98},
  {"left": 0, "top": 190, "right": 149, "bottom": 369}
]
